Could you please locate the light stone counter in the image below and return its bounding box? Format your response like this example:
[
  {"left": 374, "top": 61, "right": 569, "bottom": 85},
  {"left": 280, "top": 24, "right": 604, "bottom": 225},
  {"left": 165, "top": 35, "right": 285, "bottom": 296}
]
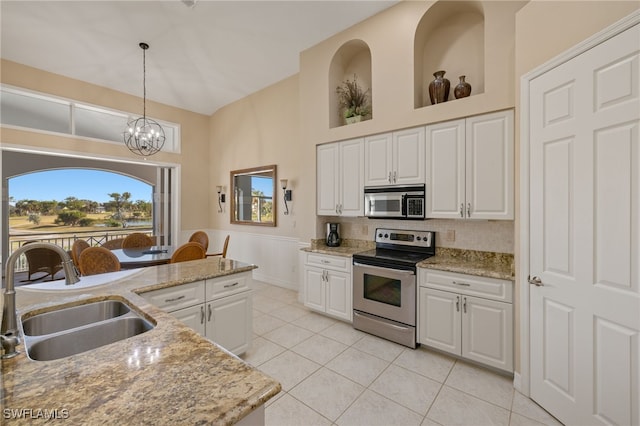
[
  {"left": 418, "top": 248, "right": 514, "bottom": 281},
  {"left": 1, "top": 257, "right": 281, "bottom": 425},
  {"left": 300, "top": 238, "right": 375, "bottom": 257}
]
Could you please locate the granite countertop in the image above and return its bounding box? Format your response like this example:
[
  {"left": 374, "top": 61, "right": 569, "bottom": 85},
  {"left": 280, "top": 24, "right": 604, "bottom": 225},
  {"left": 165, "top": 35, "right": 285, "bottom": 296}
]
[
  {"left": 418, "top": 248, "right": 515, "bottom": 281},
  {"left": 300, "top": 238, "right": 375, "bottom": 257},
  {"left": 303, "top": 239, "right": 513, "bottom": 281},
  {"left": 1, "top": 258, "right": 281, "bottom": 425}
]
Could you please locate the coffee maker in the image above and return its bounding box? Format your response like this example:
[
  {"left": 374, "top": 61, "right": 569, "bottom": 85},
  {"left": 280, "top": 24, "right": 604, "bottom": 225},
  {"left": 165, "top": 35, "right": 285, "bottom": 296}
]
[{"left": 326, "top": 223, "right": 341, "bottom": 247}]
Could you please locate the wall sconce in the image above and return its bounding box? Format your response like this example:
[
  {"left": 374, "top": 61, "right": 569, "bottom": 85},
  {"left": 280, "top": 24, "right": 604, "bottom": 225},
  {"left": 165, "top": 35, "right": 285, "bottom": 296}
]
[
  {"left": 280, "top": 179, "right": 292, "bottom": 215},
  {"left": 216, "top": 185, "right": 225, "bottom": 213}
]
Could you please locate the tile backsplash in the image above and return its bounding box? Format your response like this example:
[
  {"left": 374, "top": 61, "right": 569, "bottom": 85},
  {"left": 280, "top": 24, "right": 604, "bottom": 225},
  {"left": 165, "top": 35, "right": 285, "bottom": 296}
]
[{"left": 316, "top": 217, "right": 514, "bottom": 254}]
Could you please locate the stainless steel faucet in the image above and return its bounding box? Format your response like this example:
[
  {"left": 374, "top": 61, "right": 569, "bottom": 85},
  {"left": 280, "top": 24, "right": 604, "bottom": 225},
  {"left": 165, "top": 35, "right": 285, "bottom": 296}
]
[{"left": 1, "top": 242, "right": 80, "bottom": 359}]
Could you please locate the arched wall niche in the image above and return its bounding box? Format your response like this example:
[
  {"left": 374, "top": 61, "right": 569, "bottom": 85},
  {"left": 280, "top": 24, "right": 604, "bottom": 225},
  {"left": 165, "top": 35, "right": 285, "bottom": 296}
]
[
  {"left": 328, "top": 39, "right": 372, "bottom": 129},
  {"left": 414, "top": 0, "right": 485, "bottom": 109}
]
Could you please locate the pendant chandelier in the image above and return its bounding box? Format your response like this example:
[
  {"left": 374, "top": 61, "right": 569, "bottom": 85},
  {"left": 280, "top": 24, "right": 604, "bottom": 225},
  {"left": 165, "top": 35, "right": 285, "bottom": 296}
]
[{"left": 124, "top": 42, "right": 165, "bottom": 156}]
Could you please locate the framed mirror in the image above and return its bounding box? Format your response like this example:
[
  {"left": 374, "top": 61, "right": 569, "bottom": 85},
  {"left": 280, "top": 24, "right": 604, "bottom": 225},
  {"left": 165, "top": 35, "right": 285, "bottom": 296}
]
[{"left": 230, "top": 165, "right": 277, "bottom": 226}]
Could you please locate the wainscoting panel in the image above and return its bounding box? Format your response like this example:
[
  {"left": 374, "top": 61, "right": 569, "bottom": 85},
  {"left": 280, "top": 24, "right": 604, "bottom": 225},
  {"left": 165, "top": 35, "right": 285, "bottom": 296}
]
[{"left": 181, "top": 229, "right": 302, "bottom": 291}]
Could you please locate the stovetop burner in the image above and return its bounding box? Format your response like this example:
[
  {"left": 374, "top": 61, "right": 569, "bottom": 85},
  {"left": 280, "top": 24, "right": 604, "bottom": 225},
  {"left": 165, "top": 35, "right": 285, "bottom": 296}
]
[{"left": 352, "top": 228, "right": 435, "bottom": 270}]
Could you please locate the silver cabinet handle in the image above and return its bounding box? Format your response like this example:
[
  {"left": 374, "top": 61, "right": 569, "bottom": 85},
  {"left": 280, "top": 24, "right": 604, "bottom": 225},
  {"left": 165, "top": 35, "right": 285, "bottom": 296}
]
[
  {"left": 165, "top": 295, "right": 185, "bottom": 303},
  {"left": 321, "top": 259, "right": 330, "bottom": 264},
  {"left": 528, "top": 275, "right": 544, "bottom": 286},
  {"left": 467, "top": 203, "right": 471, "bottom": 217},
  {"left": 200, "top": 305, "right": 205, "bottom": 324},
  {"left": 452, "top": 281, "right": 471, "bottom": 287},
  {"left": 339, "top": 204, "right": 343, "bottom": 215},
  {"left": 460, "top": 203, "right": 464, "bottom": 217},
  {"left": 456, "top": 295, "right": 460, "bottom": 312},
  {"left": 463, "top": 297, "right": 467, "bottom": 313},
  {"left": 336, "top": 204, "right": 339, "bottom": 214},
  {"left": 388, "top": 172, "right": 392, "bottom": 183},
  {"left": 207, "top": 304, "right": 212, "bottom": 321},
  {"left": 393, "top": 171, "right": 397, "bottom": 183},
  {"left": 223, "top": 282, "right": 238, "bottom": 288}
]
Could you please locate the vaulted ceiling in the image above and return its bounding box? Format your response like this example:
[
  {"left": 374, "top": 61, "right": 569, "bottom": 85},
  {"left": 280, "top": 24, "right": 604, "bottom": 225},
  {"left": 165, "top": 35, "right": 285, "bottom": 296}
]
[{"left": 1, "top": 1, "right": 398, "bottom": 115}]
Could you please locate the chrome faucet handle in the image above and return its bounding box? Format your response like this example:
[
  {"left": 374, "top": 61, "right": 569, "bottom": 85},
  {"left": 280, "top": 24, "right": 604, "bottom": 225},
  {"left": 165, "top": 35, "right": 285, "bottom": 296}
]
[{"left": 1, "top": 333, "right": 20, "bottom": 359}]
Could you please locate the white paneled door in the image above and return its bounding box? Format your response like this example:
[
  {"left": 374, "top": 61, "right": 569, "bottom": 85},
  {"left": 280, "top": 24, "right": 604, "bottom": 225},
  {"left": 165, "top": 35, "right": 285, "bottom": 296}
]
[{"left": 529, "top": 23, "right": 639, "bottom": 425}]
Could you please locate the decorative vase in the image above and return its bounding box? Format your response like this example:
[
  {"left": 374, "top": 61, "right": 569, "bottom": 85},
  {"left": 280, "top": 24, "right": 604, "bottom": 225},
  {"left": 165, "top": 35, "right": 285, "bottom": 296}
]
[
  {"left": 454, "top": 75, "right": 472, "bottom": 99},
  {"left": 428, "top": 70, "right": 450, "bottom": 105},
  {"left": 345, "top": 115, "right": 362, "bottom": 125}
]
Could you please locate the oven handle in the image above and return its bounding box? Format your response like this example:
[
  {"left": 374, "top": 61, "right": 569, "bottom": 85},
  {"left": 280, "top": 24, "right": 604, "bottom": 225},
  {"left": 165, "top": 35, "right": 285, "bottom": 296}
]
[{"left": 353, "top": 262, "right": 415, "bottom": 276}]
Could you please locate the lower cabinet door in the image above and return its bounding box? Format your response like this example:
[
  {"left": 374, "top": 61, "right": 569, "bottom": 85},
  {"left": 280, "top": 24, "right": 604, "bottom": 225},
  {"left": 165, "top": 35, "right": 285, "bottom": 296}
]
[
  {"left": 418, "top": 287, "right": 461, "bottom": 355},
  {"left": 326, "top": 270, "right": 351, "bottom": 321},
  {"left": 461, "top": 295, "right": 513, "bottom": 372},
  {"left": 304, "top": 266, "right": 326, "bottom": 312},
  {"left": 170, "top": 304, "right": 206, "bottom": 336},
  {"left": 206, "top": 291, "right": 252, "bottom": 355}
]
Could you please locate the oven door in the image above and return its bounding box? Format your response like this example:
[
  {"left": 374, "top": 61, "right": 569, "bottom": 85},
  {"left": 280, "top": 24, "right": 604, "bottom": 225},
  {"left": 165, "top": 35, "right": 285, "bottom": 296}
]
[{"left": 352, "top": 262, "right": 416, "bottom": 326}]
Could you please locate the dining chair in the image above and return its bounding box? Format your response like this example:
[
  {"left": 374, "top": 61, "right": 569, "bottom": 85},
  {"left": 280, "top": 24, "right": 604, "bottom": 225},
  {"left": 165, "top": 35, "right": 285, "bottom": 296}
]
[
  {"left": 101, "top": 238, "right": 125, "bottom": 250},
  {"left": 170, "top": 242, "right": 206, "bottom": 264},
  {"left": 122, "top": 232, "right": 154, "bottom": 249},
  {"left": 23, "top": 241, "right": 64, "bottom": 281},
  {"left": 188, "top": 231, "right": 209, "bottom": 252},
  {"left": 206, "top": 235, "right": 230, "bottom": 258},
  {"left": 71, "top": 239, "right": 90, "bottom": 268},
  {"left": 78, "top": 247, "right": 121, "bottom": 276}
]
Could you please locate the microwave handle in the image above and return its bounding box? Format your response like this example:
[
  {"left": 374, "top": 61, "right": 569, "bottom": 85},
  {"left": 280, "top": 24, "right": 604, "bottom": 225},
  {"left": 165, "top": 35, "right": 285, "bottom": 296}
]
[{"left": 401, "top": 194, "right": 406, "bottom": 216}]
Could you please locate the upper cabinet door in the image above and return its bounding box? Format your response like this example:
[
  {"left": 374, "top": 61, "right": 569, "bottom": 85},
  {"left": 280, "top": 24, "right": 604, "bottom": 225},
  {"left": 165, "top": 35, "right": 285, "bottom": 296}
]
[
  {"left": 425, "top": 119, "right": 466, "bottom": 219},
  {"left": 339, "top": 138, "right": 364, "bottom": 216},
  {"left": 425, "top": 110, "right": 514, "bottom": 220},
  {"left": 365, "top": 128, "right": 425, "bottom": 186},
  {"left": 364, "top": 133, "right": 392, "bottom": 186},
  {"left": 317, "top": 139, "right": 364, "bottom": 216},
  {"left": 317, "top": 143, "right": 340, "bottom": 215},
  {"left": 465, "top": 110, "right": 514, "bottom": 220},
  {"left": 393, "top": 127, "right": 425, "bottom": 185}
]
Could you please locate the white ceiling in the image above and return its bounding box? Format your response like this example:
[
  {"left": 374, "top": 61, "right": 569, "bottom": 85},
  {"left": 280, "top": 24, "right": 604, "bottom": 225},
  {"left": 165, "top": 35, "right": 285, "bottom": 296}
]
[{"left": 0, "top": 1, "right": 398, "bottom": 116}]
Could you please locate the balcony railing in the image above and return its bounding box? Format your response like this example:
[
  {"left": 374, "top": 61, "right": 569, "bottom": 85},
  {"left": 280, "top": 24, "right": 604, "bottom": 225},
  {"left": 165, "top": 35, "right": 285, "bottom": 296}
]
[{"left": 8, "top": 228, "right": 153, "bottom": 273}]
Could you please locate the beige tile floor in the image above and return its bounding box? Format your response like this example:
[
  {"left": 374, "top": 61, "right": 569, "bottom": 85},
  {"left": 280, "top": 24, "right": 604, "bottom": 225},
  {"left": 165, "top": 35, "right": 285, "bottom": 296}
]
[{"left": 241, "top": 281, "right": 564, "bottom": 426}]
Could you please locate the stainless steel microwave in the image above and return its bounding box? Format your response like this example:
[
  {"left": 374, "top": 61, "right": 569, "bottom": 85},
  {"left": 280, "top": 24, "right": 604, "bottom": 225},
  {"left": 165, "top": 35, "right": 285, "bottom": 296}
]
[{"left": 363, "top": 185, "right": 425, "bottom": 219}]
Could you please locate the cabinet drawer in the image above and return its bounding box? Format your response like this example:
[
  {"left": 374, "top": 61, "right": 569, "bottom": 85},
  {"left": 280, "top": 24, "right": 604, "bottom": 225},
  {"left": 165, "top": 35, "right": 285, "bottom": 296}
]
[
  {"left": 142, "top": 281, "right": 205, "bottom": 312},
  {"left": 206, "top": 274, "right": 249, "bottom": 300},
  {"left": 420, "top": 270, "right": 512, "bottom": 303},
  {"left": 305, "top": 253, "right": 350, "bottom": 272}
]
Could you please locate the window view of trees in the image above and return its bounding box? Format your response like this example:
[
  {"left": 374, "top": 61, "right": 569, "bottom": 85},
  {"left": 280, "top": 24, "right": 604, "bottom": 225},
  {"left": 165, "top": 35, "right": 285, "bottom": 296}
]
[
  {"left": 10, "top": 193, "right": 152, "bottom": 230},
  {"left": 9, "top": 170, "right": 153, "bottom": 234}
]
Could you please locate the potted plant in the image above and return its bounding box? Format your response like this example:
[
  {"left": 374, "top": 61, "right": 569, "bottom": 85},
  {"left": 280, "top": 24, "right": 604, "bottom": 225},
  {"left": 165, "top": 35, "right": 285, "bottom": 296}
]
[{"left": 336, "top": 74, "right": 371, "bottom": 124}]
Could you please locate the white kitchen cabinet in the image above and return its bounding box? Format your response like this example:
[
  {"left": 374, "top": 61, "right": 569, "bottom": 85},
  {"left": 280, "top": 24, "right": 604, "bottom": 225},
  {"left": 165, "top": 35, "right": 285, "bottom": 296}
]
[
  {"left": 303, "top": 252, "right": 352, "bottom": 321},
  {"left": 317, "top": 138, "right": 364, "bottom": 216},
  {"left": 425, "top": 110, "right": 514, "bottom": 219},
  {"left": 364, "top": 127, "right": 425, "bottom": 186},
  {"left": 141, "top": 272, "right": 253, "bottom": 355},
  {"left": 205, "top": 291, "right": 252, "bottom": 355},
  {"left": 170, "top": 304, "right": 206, "bottom": 336},
  {"left": 418, "top": 269, "right": 513, "bottom": 373}
]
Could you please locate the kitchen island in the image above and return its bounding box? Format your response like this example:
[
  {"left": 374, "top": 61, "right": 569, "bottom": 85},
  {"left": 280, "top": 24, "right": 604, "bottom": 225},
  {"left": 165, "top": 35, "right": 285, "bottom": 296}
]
[{"left": 1, "top": 257, "right": 281, "bottom": 425}]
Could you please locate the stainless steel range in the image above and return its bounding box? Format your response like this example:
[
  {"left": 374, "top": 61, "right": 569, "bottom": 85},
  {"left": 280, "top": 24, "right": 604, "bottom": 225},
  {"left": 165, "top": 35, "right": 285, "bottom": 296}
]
[{"left": 352, "top": 228, "right": 435, "bottom": 348}]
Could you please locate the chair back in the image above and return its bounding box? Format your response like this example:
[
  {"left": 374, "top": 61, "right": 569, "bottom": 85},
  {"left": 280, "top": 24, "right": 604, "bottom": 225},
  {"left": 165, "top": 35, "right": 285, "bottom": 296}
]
[
  {"left": 188, "top": 231, "right": 209, "bottom": 251},
  {"left": 122, "top": 233, "right": 154, "bottom": 249},
  {"left": 71, "top": 239, "right": 90, "bottom": 267},
  {"left": 79, "top": 247, "right": 121, "bottom": 276},
  {"left": 206, "top": 235, "right": 230, "bottom": 258},
  {"left": 170, "top": 242, "right": 206, "bottom": 264},
  {"left": 221, "top": 235, "right": 230, "bottom": 258},
  {"left": 23, "top": 241, "right": 63, "bottom": 281},
  {"left": 101, "top": 238, "right": 125, "bottom": 250}
]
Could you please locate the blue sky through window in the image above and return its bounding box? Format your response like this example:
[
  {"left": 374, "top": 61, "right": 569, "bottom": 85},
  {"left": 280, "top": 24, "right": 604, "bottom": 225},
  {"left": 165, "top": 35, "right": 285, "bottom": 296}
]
[{"left": 9, "top": 169, "right": 152, "bottom": 203}]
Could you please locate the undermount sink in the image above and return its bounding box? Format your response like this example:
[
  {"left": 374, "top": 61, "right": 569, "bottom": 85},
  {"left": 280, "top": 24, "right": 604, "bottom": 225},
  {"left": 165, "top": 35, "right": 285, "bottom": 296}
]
[
  {"left": 22, "top": 300, "right": 131, "bottom": 336},
  {"left": 20, "top": 298, "right": 155, "bottom": 361}
]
